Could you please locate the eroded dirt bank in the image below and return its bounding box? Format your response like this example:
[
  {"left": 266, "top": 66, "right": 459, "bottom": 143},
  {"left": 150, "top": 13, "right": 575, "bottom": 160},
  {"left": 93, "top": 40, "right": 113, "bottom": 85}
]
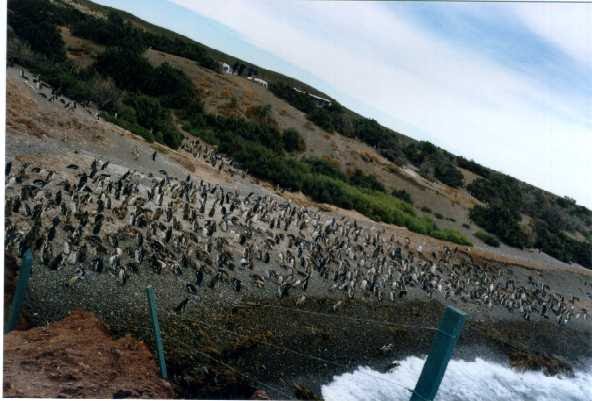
[{"left": 3, "top": 310, "right": 174, "bottom": 399}]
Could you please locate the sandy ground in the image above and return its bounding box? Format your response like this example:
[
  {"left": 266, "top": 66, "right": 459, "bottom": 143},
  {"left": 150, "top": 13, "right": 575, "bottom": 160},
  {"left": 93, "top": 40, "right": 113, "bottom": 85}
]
[{"left": 5, "top": 66, "right": 592, "bottom": 398}]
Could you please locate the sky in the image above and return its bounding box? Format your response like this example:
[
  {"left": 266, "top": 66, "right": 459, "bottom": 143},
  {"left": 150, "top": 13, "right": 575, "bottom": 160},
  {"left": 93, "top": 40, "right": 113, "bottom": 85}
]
[{"left": 93, "top": 0, "right": 592, "bottom": 208}]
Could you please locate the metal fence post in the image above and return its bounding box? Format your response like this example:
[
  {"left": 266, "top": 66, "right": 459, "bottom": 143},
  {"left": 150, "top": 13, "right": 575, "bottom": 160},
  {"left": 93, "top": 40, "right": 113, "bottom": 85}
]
[
  {"left": 5, "top": 248, "right": 33, "bottom": 334},
  {"left": 146, "top": 286, "right": 168, "bottom": 379},
  {"left": 410, "top": 305, "right": 466, "bottom": 401}
]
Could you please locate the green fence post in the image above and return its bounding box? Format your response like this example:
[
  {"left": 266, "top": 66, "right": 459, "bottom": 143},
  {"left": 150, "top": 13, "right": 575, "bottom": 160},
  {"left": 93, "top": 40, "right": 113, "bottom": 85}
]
[
  {"left": 410, "top": 305, "right": 466, "bottom": 401},
  {"left": 5, "top": 248, "right": 33, "bottom": 334},
  {"left": 146, "top": 286, "right": 168, "bottom": 379}
]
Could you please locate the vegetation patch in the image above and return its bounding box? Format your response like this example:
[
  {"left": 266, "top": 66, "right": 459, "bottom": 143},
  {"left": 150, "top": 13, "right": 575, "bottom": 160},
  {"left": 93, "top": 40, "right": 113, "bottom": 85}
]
[
  {"left": 475, "top": 231, "right": 501, "bottom": 247},
  {"left": 184, "top": 116, "right": 471, "bottom": 246}
]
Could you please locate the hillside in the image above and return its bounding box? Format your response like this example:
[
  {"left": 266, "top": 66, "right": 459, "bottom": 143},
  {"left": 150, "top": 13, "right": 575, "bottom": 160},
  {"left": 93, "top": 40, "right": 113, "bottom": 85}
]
[
  {"left": 5, "top": 61, "right": 592, "bottom": 398},
  {"left": 6, "top": 2, "right": 592, "bottom": 397},
  {"left": 7, "top": 0, "right": 592, "bottom": 268}
]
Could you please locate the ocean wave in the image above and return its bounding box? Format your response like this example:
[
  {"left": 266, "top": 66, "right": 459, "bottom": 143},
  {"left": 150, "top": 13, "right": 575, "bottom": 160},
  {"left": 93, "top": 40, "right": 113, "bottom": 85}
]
[{"left": 321, "top": 356, "right": 591, "bottom": 401}]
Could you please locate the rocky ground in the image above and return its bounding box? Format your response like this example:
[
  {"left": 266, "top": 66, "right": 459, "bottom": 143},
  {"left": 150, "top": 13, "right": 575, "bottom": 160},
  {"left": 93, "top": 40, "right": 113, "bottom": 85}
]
[
  {"left": 3, "top": 310, "right": 174, "bottom": 398},
  {"left": 4, "top": 66, "right": 592, "bottom": 399}
]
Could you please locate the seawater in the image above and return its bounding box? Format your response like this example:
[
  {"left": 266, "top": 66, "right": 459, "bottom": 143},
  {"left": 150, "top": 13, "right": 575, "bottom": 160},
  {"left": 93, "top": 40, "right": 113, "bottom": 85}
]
[{"left": 321, "top": 356, "right": 592, "bottom": 401}]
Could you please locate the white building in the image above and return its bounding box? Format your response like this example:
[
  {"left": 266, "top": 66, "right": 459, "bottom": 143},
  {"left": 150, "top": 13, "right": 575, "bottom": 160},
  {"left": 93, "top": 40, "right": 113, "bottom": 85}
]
[
  {"left": 293, "top": 87, "right": 332, "bottom": 107},
  {"left": 248, "top": 76, "right": 269, "bottom": 89},
  {"left": 220, "top": 62, "right": 232, "bottom": 74}
]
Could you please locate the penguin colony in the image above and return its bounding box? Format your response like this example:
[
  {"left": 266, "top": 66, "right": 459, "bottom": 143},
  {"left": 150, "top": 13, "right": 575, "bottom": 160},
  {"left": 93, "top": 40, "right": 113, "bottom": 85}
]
[
  {"left": 17, "top": 68, "right": 100, "bottom": 119},
  {"left": 4, "top": 148, "right": 590, "bottom": 326}
]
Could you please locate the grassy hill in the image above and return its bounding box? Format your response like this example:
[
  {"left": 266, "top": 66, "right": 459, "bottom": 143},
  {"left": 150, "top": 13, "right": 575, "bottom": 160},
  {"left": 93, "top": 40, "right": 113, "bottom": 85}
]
[{"left": 7, "top": 0, "right": 592, "bottom": 266}]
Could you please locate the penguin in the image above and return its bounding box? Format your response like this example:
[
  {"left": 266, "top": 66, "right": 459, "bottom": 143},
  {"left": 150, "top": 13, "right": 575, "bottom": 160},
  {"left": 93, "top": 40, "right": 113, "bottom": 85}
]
[{"left": 174, "top": 297, "right": 190, "bottom": 313}]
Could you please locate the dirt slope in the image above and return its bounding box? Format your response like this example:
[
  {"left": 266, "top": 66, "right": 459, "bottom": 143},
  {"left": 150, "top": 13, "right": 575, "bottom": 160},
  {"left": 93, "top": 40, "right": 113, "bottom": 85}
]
[{"left": 3, "top": 310, "right": 174, "bottom": 398}]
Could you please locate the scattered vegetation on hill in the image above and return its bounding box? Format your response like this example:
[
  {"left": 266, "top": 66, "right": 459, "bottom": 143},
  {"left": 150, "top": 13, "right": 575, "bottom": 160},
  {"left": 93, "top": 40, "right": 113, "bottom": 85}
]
[
  {"left": 270, "top": 82, "right": 467, "bottom": 187},
  {"left": 270, "top": 82, "right": 406, "bottom": 165},
  {"left": 475, "top": 231, "right": 501, "bottom": 248},
  {"left": 183, "top": 113, "right": 471, "bottom": 246},
  {"left": 8, "top": 0, "right": 198, "bottom": 149},
  {"left": 9, "top": 0, "right": 591, "bottom": 264},
  {"left": 468, "top": 172, "right": 592, "bottom": 267},
  {"left": 391, "top": 189, "right": 413, "bottom": 204}
]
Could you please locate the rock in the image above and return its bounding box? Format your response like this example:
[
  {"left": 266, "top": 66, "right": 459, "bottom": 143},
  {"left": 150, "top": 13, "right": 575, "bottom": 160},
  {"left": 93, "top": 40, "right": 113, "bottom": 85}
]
[
  {"left": 508, "top": 350, "right": 574, "bottom": 377},
  {"left": 293, "top": 383, "right": 323, "bottom": 400},
  {"left": 250, "top": 389, "right": 272, "bottom": 400},
  {"left": 3, "top": 310, "right": 174, "bottom": 398}
]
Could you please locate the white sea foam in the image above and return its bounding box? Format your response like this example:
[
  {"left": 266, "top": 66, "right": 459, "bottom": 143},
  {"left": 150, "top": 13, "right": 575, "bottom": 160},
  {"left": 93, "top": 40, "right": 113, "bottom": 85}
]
[{"left": 321, "top": 356, "right": 592, "bottom": 401}]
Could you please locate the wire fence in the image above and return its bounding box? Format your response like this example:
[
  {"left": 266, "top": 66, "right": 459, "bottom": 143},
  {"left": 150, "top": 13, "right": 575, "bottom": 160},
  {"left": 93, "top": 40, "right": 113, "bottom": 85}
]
[
  {"left": 190, "top": 301, "right": 570, "bottom": 399},
  {"left": 192, "top": 316, "right": 418, "bottom": 397},
  {"left": 190, "top": 347, "right": 293, "bottom": 399},
  {"left": 187, "top": 302, "right": 450, "bottom": 398},
  {"left": 234, "top": 301, "right": 441, "bottom": 333}
]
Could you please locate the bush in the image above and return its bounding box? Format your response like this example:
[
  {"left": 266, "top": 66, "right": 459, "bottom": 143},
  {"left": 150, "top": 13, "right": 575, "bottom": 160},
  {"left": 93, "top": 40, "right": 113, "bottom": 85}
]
[
  {"left": 308, "top": 108, "right": 336, "bottom": 132},
  {"left": 122, "top": 94, "right": 182, "bottom": 148},
  {"left": 468, "top": 174, "right": 523, "bottom": 209},
  {"left": 269, "top": 82, "right": 317, "bottom": 114},
  {"left": 404, "top": 141, "right": 463, "bottom": 187},
  {"left": 303, "top": 158, "right": 345, "bottom": 180},
  {"left": 9, "top": 0, "right": 67, "bottom": 61},
  {"left": 470, "top": 205, "right": 528, "bottom": 248},
  {"left": 435, "top": 213, "right": 444, "bottom": 220},
  {"left": 432, "top": 229, "right": 473, "bottom": 246},
  {"left": 456, "top": 156, "right": 490, "bottom": 178},
  {"left": 184, "top": 117, "right": 471, "bottom": 246},
  {"left": 282, "top": 128, "right": 305, "bottom": 152},
  {"left": 421, "top": 206, "right": 432, "bottom": 214},
  {"left": 534, "top": 221, "right": 592, "bottom": 268},
  {"left": 71, "top": 12, "right": 146, "bottom": 52},
  {"left": 434, "top": 162, "right": 464, "bottom": 188},
  {"left": 143, "top": 32, "right": 218, "bottom": 70},
  {"left": 349, "top": 170, "right": 385, "bottom": 192},
  {"left": 391, "top": 189, "right": 412, "bottom": 204},
  {"left": 475, "top": 231, "right": 501, "bottom": 247},
  {"left": 246, "top": 104, "right": 276, "bottom": 127}
]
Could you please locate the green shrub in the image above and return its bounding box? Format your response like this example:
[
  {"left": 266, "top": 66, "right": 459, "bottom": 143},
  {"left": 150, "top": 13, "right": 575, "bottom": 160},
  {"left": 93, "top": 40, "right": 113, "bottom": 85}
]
[
  {"left": 475, "top": 231, "right": 501, "bottom": 247},
  {"left": 122, "top": 94, "right": 183, "bottom": 148},
  {"left": 349, "top": 169, "right": 385, "bottom": 192},
  {"left": 282, "top": 128, "right": 305, "bottom": 152},
  {"left": 432, "top": 229, "right": 473, "bottom": 246},
  {"left": 391, "top": 189, "right": 412, "bottom": 204},
  {"left": 470, "top": 205, "right": 528, "bottom": 248},
  {"left": 185, "top": 119, "right": 471, "bottom": 246},
  {"left": 9, "top": 0, "right": 67, "bottom": 61},
  {"left": 456, "top": 156, "right": 490, "bottom": 178},
  {"left": 434, "top": 162, "right": 464, "bottom": 188},
  {"left": 72, "top": 12, "right": 146, "bottom": 52}
]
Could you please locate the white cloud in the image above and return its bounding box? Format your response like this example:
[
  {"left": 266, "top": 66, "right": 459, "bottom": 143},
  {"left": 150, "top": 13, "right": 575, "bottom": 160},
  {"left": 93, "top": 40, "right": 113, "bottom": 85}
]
[
  {"left": 170, "top": 0, "right": 592, "bottom": 208},
  {"left": 512, "top": 3, "right": 592, "bottom": 67}
]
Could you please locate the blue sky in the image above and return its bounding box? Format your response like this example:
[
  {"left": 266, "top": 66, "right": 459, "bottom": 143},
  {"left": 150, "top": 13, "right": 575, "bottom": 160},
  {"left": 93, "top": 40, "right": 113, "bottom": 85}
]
[{"left": 94, "top": 0, "right": 591, "bottom": 208}]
